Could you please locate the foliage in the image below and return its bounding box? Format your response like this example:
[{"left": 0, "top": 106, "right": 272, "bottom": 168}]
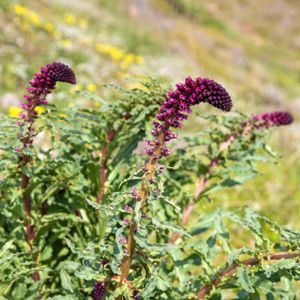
[{"left": 0, "top": 71, "right": 299, "bottom": 299}]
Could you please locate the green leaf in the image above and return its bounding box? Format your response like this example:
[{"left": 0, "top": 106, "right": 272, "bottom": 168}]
[
  {"left": 265, "top": 259, "right": 297, "bottom": 278},
  {"left": 60, "top": 269, "right": 73, "bottom": 293},
  {"left": 237, "top": 267, "right": 255, "bottom": 293},
  {"left": 40, "top": 245, "right": 53, "bottom": 262},
  {"left": 152, "top": 218, "right": 191, "bottom": 237},
  {"left": 11, "top": 283, "right": 27, "bottom": 300}
]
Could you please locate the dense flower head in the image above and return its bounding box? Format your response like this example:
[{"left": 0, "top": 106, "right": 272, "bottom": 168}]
[
  {"left": 92, "top": 281, "right": 106, "bottom": 300},
  {"left": 18, "top": 62, "right": 76, "bottom": 122},
  {"left": 146, "top": 77, "right": 232, "bottom": 157},
  {"left": 254, "top": 111, "right": 293, "bottom": 128},
  {"left": 26, "top": 62, "right": 76, "bottom": 101}
]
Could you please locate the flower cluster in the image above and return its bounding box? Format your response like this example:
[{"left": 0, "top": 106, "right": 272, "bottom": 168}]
[
  {"left": 13, "top": 4, "right": 59, "bottom": 37},
  {"left": 18, "top": 62, "right": 76, "bottom": 125},
  {"left": 145, "top": 77, "right": 232, "bottom": 157},
  {"left": 95, "top": 43, "right": 144, "bottom": 72},
  {"left": 15, "top": 62, "right": 75, "bottom": 154},
  {"left": 92, "top": 281, "right": 106, "bottom": 300},
  {"left": 254, "top": 111, "right": 293, "bottom": 128},
  {"left": 13, "top": 5, "right": 86, "bottom": 38},
  {"left": 12, "top": 4, "right": 144, "bottom": 83},
  {"left": 13, "top": 4, "right": 41, "bottom": 26}
]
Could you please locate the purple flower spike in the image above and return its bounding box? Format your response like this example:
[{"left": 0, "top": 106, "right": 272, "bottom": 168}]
[
  {"left": 18, "top": 62, "right": 76, "bottom": 126},
  {"left": 254, "top": 111, "right": 293, "bottom": 128},
  {"left": 92, "top": 281, "right": 106, "bottom": 300},
  {"left": 145, "top": 77, "right": 232, "bottom": 158},
  {"left": 26, "top": 62, "right": 76, "bottom": 102},
  {"left": 16, "top": 62, "right": 76, "bottom": 156},
  {"left": 47, "top": 62, "right": 76, "bottom": 84}
]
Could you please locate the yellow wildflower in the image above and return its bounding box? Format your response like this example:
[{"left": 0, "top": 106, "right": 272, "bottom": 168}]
[
  {"left": 87, "top": 84, "right": 97, "bottom": 92},
  {"left": 109, "top": 47, "right": 124, "bottom": 62},
  {"left": 13, "top": 4, "right": 27, "bottom": 15},
  {"left": 95, "top": 43, "right": 144, "bottom": 68},
  {"left": 96, "top": 44, "right": 124, "bottom": 61},
  {"left": 93, "top": 102, "right": 101, "bottom": 108},
  {"left": 64, "top": 14, "right": 76, "bottom": 25},
  {"left": 57, "top": 113, "right": 67, "bottom": 118},
  {"left": 35, "top": 106, "right": 45, "bottom": 114},
  {"left": 44, "top": 22, "right": 55, "bottom": 33},
  {"left": 124, "top": 54, "right": 135, "bottom": 64},
  {"left": 29, "top": 12, "right": 40, "bottom": 25},
  {"left": 8, "top": 106, "right": 22, "bottom": 118}
]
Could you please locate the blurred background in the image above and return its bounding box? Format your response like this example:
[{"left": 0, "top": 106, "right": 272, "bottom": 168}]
[{"left": 1, "top": 0, "right": 299, "bottom": 227}]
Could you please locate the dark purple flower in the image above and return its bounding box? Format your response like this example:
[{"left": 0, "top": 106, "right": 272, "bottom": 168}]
[
  {"left": 27, "top": 62, "right": 76, "bottom": 100},
  {"left": 254, "top": 111, "right": 293, "bottom": 128},
  {"left": 16, "top": 62, "right": 76, "bottom": 151},
  {"left": 92, "top": 281, "right": 106, "bottom": 300},
  {"left": 45, "top": 62, "right": 76, "bottom": 84},
  {"left": 101, "top": 258, "right": 109, "bottom": 266},
  {"left": 145, "top": 77, "right": 232, "bottom": 158},
  {"left": 19, "top": 62, "right": 76, "bottom": 123}
]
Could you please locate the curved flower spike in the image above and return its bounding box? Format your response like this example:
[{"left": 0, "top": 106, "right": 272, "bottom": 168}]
[
  {"left": 26, "top": 62, "right": 76, "bottom": 105},
  {"left": 16, "top": 62, "right": 76, "bottom": 282},
  {"left": 145, "top": 76, "right": 232, "bottom": 160},
  {"left": 18, "top": 62, "right": 76, "bottom": 124},
  {"left": 254, "top": 111, "right": 293, "bottom": 128},
  {"left": 119, "top": 76, "right": 232, "bottom": 286},
  {"left": 46, "top": 62, "right": 77, "bottom": 84}
]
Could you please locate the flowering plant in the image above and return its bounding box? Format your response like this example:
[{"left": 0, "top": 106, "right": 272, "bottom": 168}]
[{"left": 0, "top": 63, "right": 299, "bottom": 299}]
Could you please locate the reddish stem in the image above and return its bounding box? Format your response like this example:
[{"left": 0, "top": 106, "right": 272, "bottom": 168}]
[
  {"left": 118, "top": 132, "right": 166, "bottom": 290},
  {"left": 97, "top": 144, "right": 107, "bottom": 203},
  {"left": 19, "top": 110, "right": 35, "bottom": 241},
  {"left": 22, "top": 171, "right": 31, "bottom": 217},
  {"left": 170, "top": 124, "right": 252, "bottom": 244},
  {"left": 18, "top": 108, "right": 39, "bottom": 280},
  {"left": 197, "top": 252, "right": 299, "bottom": 298},
  {"left": 96, "top": 129, "right": 116, "bottom": 203}
]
